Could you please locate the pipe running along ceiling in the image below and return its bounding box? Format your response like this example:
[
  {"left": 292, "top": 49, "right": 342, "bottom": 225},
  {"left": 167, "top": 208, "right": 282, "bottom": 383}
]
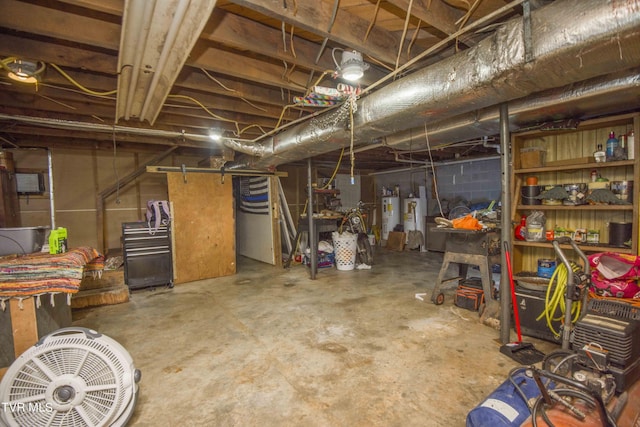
[{"left": 225, "top": 0, "right": 640, "bottom": 170}]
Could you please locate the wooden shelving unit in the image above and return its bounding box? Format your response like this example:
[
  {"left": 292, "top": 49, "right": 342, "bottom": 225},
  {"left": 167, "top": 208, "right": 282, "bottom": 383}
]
[{"left": 511, "top": 112, "right": 639, "bottom": 273}]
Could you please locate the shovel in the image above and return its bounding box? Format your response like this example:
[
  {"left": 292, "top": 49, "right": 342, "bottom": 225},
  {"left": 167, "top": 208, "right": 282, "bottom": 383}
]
[{"left": 500, "top": 241, "right": 545, "bottom": 364}]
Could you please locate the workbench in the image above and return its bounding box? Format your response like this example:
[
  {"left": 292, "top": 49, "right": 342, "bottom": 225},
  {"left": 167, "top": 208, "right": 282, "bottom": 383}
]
[
  {"left": 430, "top": 227, "right": 501, "bottom": 317},
  {"left": 285, "top": 216, "right": 339, "bottom": 279}
]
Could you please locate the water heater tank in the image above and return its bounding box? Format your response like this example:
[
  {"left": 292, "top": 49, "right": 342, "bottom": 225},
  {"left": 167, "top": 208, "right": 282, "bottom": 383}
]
[{"left": 381, "top": 196, "right": 400, "bottom": 240}]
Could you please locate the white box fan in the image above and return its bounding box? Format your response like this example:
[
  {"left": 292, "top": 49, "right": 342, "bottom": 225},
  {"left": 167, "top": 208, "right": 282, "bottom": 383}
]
[{"left": 0, "top": 327, "right": 141, "bottom": 427}]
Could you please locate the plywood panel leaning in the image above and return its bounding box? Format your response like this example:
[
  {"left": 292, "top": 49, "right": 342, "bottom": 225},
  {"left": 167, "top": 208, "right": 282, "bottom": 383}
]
[{"left": 167, "top": 173, "right": 235, "bottom": 283}]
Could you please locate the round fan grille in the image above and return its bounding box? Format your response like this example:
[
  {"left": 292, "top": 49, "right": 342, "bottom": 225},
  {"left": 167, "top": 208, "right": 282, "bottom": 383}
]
[
  {"left": 0, "top": 328, "right": 139, "bottom": 427},
  {"left": 448, "top": 205, "right": 471, "bottom": 220}
]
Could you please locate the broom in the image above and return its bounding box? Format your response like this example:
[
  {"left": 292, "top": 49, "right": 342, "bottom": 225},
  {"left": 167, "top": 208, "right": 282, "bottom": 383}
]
[{"left": 500, "top": 241, "right": 545, "bottom": 364}]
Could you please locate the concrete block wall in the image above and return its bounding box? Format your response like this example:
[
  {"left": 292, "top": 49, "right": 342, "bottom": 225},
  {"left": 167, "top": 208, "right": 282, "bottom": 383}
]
[{"left": 433, "top": 157, "right": 501, "bottom": 210}]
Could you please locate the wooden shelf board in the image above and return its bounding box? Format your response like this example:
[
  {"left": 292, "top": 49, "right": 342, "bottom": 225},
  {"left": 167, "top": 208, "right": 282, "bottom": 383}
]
[
  {"left": 516, "top": 204, "right": 633, "bottom": 211},
  {"left": 514, "top": 160, "right": 635, "bottom": 174},
  {"left": 513, "top": 240, "right": 634, "bottom": 254}
]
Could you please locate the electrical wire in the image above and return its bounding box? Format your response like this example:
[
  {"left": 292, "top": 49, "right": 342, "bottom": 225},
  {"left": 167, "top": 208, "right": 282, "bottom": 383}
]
[
  {"left": 407, "top": 19, "right": 422, "bottom": 58},
  {"left": 321, "top": 147, "right": 346, "bottom": 189},
  {"left": 424, "top": 123, "right": 445, "bottom": 217},
  {"left": 50, "top": 63, "right": 117, "bottom": 96},
  {"left": 395, "top": 0, "right": 414, "bottom": 72},
  {"left": 167, "top": 94, "right": 268, "bottom": 137},
  {"left": 364, "top": 0, "right": 382, "bottom": 42},
  {"left": 37, "top": 82, "right": 116, "bottom": 100},
  {"left": 200, "top": 68, "right": 268, "bottom": 113},
  {"left": 289, "top": 25, "right": 297, "bottom": 58}
]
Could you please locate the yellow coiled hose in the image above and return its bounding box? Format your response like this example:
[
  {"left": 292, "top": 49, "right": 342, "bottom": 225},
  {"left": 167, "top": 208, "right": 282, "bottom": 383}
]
[{"left": 536, "top": 262, "right": 582, "bottom": 338}]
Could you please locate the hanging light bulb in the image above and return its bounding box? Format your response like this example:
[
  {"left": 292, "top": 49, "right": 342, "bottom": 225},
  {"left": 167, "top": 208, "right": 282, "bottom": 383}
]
[
  {"left": 208, "top": 128, "right": 223, "bottom": 142},
  {"left": 333, "top": 49, "right": 369, "bottom": 82}
]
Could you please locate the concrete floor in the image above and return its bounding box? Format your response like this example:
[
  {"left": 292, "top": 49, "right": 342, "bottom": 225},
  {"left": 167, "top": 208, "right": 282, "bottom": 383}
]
[{"left": 73, "top": 248, "right": 558, "bottom": 426}]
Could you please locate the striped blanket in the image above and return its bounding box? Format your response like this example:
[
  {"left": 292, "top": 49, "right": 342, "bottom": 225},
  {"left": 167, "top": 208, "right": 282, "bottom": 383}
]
[{"left": 0, "top": 247, "right": 102, "bottom": 299}]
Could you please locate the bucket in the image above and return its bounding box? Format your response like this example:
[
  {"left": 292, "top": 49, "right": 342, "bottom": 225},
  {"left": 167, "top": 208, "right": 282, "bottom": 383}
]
[
  {"left": 332, "top": 231, "right": 357, "bottom": 271},
  {"left": 609, "top": 222, "right": 632, "bottom": 247},
  {"left": 611, "top": 181, "right": 633, "bottom": 203},
  {"left": 537, "top": 258, "right": 557, "bottom": 278},
  {"left": 521, "top": 185, "right": 542, "bottom": 205}
]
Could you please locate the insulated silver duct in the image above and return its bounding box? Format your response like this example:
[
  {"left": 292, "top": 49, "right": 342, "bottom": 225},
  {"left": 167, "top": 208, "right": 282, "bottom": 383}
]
[
  {"left": 227, "top": 0, "right": 640, "bottom": 169},
  {"left": 385, "top": 68, "right": 640, "bottom": 151}
]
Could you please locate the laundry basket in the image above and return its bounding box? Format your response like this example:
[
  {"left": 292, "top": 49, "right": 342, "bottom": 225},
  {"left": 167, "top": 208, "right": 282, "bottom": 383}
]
[{"left": 332, "top": 231, "right": 357, "bottom": 271}]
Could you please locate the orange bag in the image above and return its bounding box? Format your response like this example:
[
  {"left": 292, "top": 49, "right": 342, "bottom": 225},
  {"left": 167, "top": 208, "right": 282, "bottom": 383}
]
[{"left": 452, "top": 214, "right": 482, "bottom": 230}]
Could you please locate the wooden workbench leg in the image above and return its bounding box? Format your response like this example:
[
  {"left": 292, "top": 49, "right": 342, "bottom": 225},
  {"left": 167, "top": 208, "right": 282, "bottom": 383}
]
[
  {"left": 478, "top": 260, "right": 500, "bottom": 320},
  {"left": 431, "top": 252, "right": 453, "bottom": 304}
]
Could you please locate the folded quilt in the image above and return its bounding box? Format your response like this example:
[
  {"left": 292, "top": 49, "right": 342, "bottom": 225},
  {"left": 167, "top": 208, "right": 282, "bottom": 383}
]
[{"left": 0, "top": 247, "right": 101, "bottom": 298}]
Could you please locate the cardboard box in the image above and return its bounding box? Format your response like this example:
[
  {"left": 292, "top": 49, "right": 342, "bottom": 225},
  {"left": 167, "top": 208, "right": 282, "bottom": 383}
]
[
  {"left": 386, "top": 232, "right": 406, "bottom": 251},
  {"left": 520, "top": 148, "right": 546, "bottom": 168}
]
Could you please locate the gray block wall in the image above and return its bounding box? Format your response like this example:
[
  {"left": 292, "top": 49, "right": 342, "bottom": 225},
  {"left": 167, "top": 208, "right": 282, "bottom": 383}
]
[{"left": 433, "top": 158, "right": 501, "bottom": 210}]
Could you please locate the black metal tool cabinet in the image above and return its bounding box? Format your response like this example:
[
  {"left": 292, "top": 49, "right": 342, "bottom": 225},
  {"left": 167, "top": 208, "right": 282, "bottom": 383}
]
[{"left": 122, "top": 222, "right": 173, "bottom": 290}]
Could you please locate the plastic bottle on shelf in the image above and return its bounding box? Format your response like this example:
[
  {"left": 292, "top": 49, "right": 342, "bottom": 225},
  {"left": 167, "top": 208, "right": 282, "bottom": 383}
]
[
  {"left": 628, "top": 130, "right": 635, "bottom": 160},
  {"left": 593, "top": 144, "right": 606, "bottom": 163},
  {"left": 606, "top": 131, "right": 618, "bottom": 159},
  {"left": 514, "top": 215, "right": 527, "bottom": 241}
]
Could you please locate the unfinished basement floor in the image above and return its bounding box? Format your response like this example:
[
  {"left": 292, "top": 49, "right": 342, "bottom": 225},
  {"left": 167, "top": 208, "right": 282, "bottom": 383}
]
[{"left": 73, "top": 249, "right": 557, "bottom": 426}]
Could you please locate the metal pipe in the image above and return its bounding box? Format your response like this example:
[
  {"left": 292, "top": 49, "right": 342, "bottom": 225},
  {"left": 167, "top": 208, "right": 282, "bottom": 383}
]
[
  {"left": 499, "top": 103, "right": 511, "bottom": 345},
  {"left": 0, "top": 113, "right": 251, "bottom": 144},
  {"left": 307, "top": 157, "right": 316, "bottom": 279},
  {"left": 552, "top": 239, "right": 575, "bottom": 350},
  {"left": 47, "top": 148, "right": 56, "bottom": 230}
]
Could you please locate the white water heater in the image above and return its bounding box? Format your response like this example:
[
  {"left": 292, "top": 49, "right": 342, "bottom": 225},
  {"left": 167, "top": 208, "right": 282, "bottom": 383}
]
[
  {"left": 381, "top": 196, "right": 400, "bottom": 240},
  {"left": 403, "top": 197, "right": 425, "bottom": 244}
]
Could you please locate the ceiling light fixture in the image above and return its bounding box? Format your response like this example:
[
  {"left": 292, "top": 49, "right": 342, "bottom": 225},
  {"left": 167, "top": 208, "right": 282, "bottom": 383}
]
[
  {"left": 116, "top": 0, "right": 216, "bottom": 125},
  {"left": 208, "top": 128, "right": 223, "bottom": 142},
  {"left": 5, "top": 59, "right": 45, "bottom": 84},
  {"left": 333, "top": 48, "right": 369, "bottom": 82}
]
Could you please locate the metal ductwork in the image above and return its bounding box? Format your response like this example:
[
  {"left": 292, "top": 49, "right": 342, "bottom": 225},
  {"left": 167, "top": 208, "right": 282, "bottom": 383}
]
[
  {"left": 385, "top": 68, "right": 640, "bottom": 151},
  {"left": 226, "top": 0, "right": 640, "bottom": 169}
]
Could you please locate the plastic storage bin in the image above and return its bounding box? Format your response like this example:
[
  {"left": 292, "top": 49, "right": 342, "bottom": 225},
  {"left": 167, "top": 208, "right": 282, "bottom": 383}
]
[{"left": 0, "top": 226, "right": 49, "bottom": 256}]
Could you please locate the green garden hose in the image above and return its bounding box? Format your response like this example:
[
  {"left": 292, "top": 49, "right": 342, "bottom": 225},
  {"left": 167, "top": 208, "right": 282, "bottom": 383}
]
[{"left": 536, "top": 262, "right": 582, "bottom": 338}]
